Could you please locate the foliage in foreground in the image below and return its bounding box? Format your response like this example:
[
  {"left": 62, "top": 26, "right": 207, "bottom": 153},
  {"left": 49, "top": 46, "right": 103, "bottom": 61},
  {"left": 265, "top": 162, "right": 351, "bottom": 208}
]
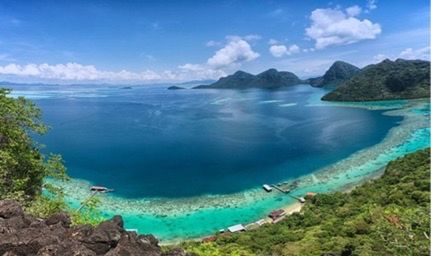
[
  {"left": 0, "top": 88, "right": 103, "bottom": 225},
  {"left": 182, "top": 148, "right": 431, "bottom": 255}
]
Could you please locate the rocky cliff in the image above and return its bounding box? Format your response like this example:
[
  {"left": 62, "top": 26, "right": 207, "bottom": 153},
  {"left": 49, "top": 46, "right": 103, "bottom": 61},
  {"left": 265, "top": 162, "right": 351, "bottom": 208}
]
[{"left": 0, "top": 200, "right": 188, "bottom": 256}]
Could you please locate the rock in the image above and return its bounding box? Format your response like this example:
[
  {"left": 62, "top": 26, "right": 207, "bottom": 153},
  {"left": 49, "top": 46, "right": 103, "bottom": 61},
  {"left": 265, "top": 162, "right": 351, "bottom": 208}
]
[
  {"left": 37, "top": 241, "right": 97, "bottom": 256},
  {"left": 45, "top": 212, "right": 71, "bottom": 228},
  {"left": 139, "top": 234, "right": 159, "bottom": 246},
  {"left": 105, "top": 233, "right": 161, "bottom": 256},
  {"left": 0, "top": 200, "right": 188, "bottom": 255},
  {"left": 3, "top": 215, "right": 30, "bottom": 230},
  {"left": 111, "top": 215, "right": 123, "bottom": 228},
  {"left": 81, "top": 218, "right": 124, "bottom": 254},
  {"left": 0, "top": 200, "right": 23, "bottom": 219}
]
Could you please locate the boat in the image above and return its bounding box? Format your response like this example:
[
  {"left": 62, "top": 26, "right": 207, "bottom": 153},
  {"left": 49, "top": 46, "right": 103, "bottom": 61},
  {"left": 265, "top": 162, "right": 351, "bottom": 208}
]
[
  {"left": 262, "top": 184, "right": 272, "bottom": 192},
  {"left": 90, "top": 186, "right": 113, "bottom": 193}
]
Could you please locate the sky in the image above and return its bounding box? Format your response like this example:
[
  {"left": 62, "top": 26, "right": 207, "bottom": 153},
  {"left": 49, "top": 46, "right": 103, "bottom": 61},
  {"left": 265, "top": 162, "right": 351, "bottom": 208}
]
[{"left": 0, "top": 0, "right": 429, "bottom": 84}]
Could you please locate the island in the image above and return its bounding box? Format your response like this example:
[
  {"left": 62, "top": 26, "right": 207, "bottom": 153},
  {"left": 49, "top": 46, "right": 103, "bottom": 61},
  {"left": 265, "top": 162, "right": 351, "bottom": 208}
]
[
  {"left": 322, "top": 59, "right": 430, "bottom": 101},
  {"left": 307, "top": 61, "right": 360, "bottom": 88},
  {"left": 167, "top": 85, "right": 186, "bottom": 90},
  {"left": 193, "top": 69, "right": 304, "bottom": 89}
]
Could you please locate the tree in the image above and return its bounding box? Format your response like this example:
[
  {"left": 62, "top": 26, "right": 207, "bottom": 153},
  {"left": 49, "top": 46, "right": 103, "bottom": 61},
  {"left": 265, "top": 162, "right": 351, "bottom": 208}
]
[{"left": 0, "top": 88, "right": 67, "bottom": 202}]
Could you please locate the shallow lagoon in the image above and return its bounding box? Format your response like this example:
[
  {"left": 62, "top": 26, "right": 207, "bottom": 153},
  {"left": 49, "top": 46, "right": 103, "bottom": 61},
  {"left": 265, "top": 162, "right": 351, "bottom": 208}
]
[{"left": 6, "top": 83, "right": 430, "bottom": 241}]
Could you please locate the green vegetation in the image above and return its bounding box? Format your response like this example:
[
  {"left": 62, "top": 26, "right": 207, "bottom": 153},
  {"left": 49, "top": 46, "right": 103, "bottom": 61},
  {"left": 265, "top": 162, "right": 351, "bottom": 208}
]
[
  {"left": 181, "top": 148, "right": 431, "bottom": 255},
  {"left": 308, "top": 61, "right": 360, "bottom": 88},
  {"left": 0, "top": 88, "right": 66, "bottom": 201},
  {"left": 322, "top": 59, "right": 430, "bottom": 101},
  {"left": 0, "top": 88, "right": 103, "bottom": 224},
  {"left": 193, "top": 69, "right": 303, "bottom": 89}
]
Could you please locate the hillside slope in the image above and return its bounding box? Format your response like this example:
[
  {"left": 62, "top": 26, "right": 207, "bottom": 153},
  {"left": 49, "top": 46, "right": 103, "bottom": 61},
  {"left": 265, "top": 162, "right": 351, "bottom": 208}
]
[
  {"left": 322, "top": 59, "right": 430, "bottom": 101},
  {"left": 193, "top": 69, "right": 303, "bottom": 89},
  {"left": 308, "top": 61, "right": 360, "bottom": 87},
  {"left": 182, "top": 148, "right": 430, "bottom": 255}
]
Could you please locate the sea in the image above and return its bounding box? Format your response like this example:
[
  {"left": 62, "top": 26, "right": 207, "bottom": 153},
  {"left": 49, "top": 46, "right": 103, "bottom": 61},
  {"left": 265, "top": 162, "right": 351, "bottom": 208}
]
[{"left": 5, "top": 83, "right": 430, "bottom": 241}]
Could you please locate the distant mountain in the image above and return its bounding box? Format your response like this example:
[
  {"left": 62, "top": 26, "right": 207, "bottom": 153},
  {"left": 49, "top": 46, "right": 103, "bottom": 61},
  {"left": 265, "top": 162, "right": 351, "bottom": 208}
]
[
  {"left": 322, "top": 59, "right": 430, "bottom": 101},
  {"left": 0, "top": 81, "right": 60, "bottom": 87},
  {"left": 193, "top": 69, "right": 303, "bottom": 89},
  {"left": 307, "top": 61, "right": 360, "bottom": 87},
  {"left": 178, "top": 79, "right": 216, "bottom": 86},
  {"left": 167, "top": 85, "right": 185, "bottom": 90}
]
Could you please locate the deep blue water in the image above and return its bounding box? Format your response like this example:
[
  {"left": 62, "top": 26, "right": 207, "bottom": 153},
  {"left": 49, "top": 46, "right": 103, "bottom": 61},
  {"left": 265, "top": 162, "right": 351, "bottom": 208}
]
[{"left": 13, "top": 84, "right": 401, "bottom": 198}]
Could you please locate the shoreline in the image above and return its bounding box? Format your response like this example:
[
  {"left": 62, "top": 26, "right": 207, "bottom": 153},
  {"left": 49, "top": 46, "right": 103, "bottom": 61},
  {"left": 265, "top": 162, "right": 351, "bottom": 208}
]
[
  {"left": 161, "top": 168, "right": 388, "bottom": 246},
  {"left": 160, "top": 201, "right": 305, "bottom": 246},
  {"left": 48, "top": 98, "right": 430, "bottom": 242}
]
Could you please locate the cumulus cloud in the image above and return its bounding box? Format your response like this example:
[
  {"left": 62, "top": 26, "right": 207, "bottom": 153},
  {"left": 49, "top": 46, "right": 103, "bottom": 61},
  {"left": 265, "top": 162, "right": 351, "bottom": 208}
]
[
  {"left": 366, "top": 0, "right": 377, "bottom": 11},
  {"left": 268, "top": 39, "right": 279, "bottom": 45},
  {"left": 372, "top": 47, "right": 430, "bottom": 63},
  {"left": 373, "top": 53, "right": 387, "bottom": 63},
  {"left": 207, "top": 37, "right": 260, "bottom": 68},
  {"left": 0, "top": 35, "right": 261, "bottom": 83},
  {"left": 206, "top": 40, "right": 222, "bottom": 47},
  {"left": 346, "top": 5, "right": 361, "bottom": 17},
  {"left": 269, "top": 45, "right": 287, "bottom": 57},
  {"left": 177, "top": 63, "right": 226, "bottom": 79},
  {"left": 0, "top": 63, "right": 162, "bottom": 81},
  {"left": 269, "top": 44, "right": 300, "bottom": 57},
  {"left": 0, "top": 62, "right": 226, "bottom": 83},
  {"left": 305, "top": 6, "right": 381, "bottom": 49},
  {"left": 399, "top": 47, "right": 430, "bottom": 60},
  {"left": 243, "top": 34, "right": 262, "bottom": 42}
]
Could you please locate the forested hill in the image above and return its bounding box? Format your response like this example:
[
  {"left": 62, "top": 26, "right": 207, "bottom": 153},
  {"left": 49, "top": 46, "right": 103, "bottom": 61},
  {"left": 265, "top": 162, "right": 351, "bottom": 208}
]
[
  {"left": 322, "top": 59, "right": 430, "bottom": 101},
  {"left": 181, "top": 148, "right": 431, "bottom": 255},
  {"left": 193, "top": 69, "right": 303, "bottom": 89},
  {"left": 307, "top": 61, "right": 360, "bottom": 88}
]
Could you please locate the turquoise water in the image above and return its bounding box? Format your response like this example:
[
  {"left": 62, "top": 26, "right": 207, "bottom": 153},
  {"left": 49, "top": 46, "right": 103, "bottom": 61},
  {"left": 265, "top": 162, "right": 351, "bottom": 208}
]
[
  {"left": 31, "top": 85, "right": 400, "bottom": 198},
  {"left": 5, "top": 83, "right": 430, "bottom": 241}
]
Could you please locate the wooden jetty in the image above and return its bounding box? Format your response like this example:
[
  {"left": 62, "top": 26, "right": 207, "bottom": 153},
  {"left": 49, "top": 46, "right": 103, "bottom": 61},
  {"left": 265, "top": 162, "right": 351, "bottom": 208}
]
[
  {"left": 271, "top": 184, "right": 290, "bottom": 194},
  {"left": 77, "top": 186, "right": 114, "bottom": 212}
]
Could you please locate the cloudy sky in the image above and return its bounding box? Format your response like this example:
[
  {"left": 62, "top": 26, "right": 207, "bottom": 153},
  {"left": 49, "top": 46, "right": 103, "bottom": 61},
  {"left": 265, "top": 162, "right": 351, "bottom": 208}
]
[{"left": 0, "top": 0, "right": 429, "bottom": 84}]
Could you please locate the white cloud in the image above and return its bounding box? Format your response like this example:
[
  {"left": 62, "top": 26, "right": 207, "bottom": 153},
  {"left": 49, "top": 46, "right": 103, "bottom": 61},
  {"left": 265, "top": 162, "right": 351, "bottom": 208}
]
[
  {"left": 0, "top": 35, "right": 261, "bottom": 83},
  {"left": 269, "top": 44, "right": 300, "bottom": 57},
  {"left": 366, "top": 0, "right": 377, "bottom": 11},
  {"left": 243, "top": 34, "right": 262, "bottom": 42},
  {"left": 178, "top": 63, "right": 226, "bottom": 79},
  {"left": 305, "top": 6, "right": 381, "bottom": 49},
  {"left": 268, "top": 39, "right": 279, "bottom": 45},
  {"left": 0, "top": 62, "right": 226, "bottom": 83},
  {"left": 399, "top": 46, "right": 430, "bottom": 60},
  {"left": 288, "top": 44, "right": 300, "bottom": 54},
  {"left": 372, "top": 46, "right": 430, "bottom": 63},
  {"left": 207, "top": 37, "right": 259, "bottom": 68},
  {"left": 373, "top": 53, "right": 387, "bottom": 63},
  {"left": 206, "top": 40, "right": 222, "bottom": 47},
  {"left": 269, "top": 45, "right": 287, "bottom": 57},
  {"left": 346, "top": 5, "right": 361, "bottom": 17},
  {"left": 0, "top": 63, "right": 162, "bottom": 81}
]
